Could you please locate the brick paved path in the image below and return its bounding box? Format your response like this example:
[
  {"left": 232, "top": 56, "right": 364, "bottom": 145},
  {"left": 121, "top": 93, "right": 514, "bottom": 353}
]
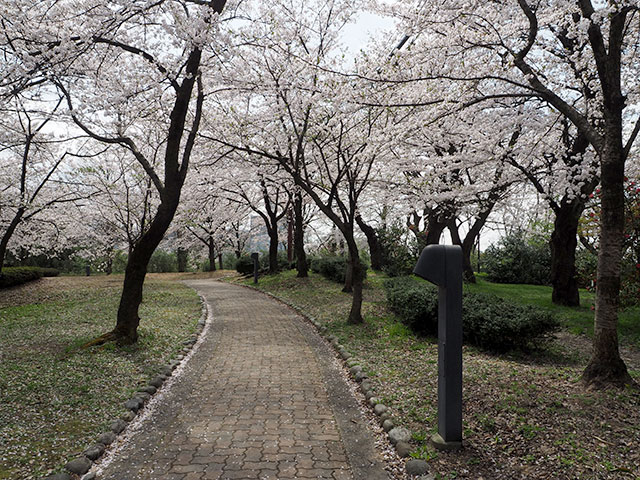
[{"left": 97, "top": 280, "right": 389, "bottom": 480}]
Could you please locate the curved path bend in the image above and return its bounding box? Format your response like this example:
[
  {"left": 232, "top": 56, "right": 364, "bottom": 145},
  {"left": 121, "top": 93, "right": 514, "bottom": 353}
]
[{"left": 97, "top": 280, "right": 389, "bottom": 480}]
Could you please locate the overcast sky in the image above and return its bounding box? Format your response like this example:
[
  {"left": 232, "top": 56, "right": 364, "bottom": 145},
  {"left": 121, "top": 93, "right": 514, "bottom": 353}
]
[{"left": 342, "top": 11, "right": 398, "bottom": 57}]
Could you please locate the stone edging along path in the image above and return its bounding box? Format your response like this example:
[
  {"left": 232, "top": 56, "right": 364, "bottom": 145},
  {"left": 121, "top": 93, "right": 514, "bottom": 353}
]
[
  {"left": 249, "top": 285, "right": 431, "bottom": 479},
  {"left": 41, "top": 296, "right": 210, "bottom": 480}
]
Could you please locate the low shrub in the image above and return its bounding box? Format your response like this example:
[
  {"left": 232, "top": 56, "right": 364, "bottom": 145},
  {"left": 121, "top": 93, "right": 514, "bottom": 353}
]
[
  {"left": 0, "top": 266, "right": 58, "bottom": 288},
  {"left": 462, "top": 292, "right": 560, "bottom": 350},
  {"left": 3, "top": 248, "right": 83, "bottom": 274},
  {"left": 620, "top": 256, "right": 640, "bottom": 308},
  {"left": 310, "top": 256, "right": 348, "bottom": 283},
  {"left": 384, "top": 276, "right": 439, "bottom": 334},
  {"left": 235, "top": 256, "right": 255, "bottom": 275},
  {"left": 575, "top": 248, "right": 597, "bottom": 288},
  {"left": 482, "top": 230, "right": 551, "bottom": 285},
  {"left": 259, "top": 252, "right": 291, "bottom": 273},
  {"left": 384, "top": 276, "right": 560, "bottom": 351},
  {"left": 310, "top": 256, "right": 368, "bottom": 284},
  {"left": 376, "top": 223, "right": 417, "bottom": 277},
  {"left": 148, "top": 250, "right": 178, "bottom": 273}
]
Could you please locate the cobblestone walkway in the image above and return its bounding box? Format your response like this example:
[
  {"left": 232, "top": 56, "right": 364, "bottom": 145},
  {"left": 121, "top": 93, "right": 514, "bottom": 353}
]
[{"left": 97, "top": 280, "right": 389, "bottom": 480}]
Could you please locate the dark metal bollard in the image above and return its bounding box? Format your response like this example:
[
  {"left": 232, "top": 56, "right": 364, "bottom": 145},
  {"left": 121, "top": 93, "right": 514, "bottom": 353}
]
[
  {"left": 414, "top": 245, "right": 463, "bottom": 451},
  {"left": 251, "top": 252, "right": 259, "bottom": 284}
]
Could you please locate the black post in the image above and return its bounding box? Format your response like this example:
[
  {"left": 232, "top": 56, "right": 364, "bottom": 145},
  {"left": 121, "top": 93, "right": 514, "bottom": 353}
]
[
  {"left": 251, "top": 252, "right": 259, "bottom": 284},
  {"left": 414, "top": 245, "right": 463, "bottom": 451}
]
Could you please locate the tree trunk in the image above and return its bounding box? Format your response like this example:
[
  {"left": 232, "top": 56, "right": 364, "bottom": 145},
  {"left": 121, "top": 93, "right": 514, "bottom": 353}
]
[
  {"left": 345, "top": 235, "right": 364, "bottom": 324},
  {"left": 177, "top": 247, "right": 188, "bottom": 272},
  {"left": 218, "top": 253, "right": 223, "bottom": 270},
  {"left": 114, "top": 250, "right": 148, "bottom": 343},
  {"left": 0, "top": 208, "right": 25, "bottom": 274},
  {"left": 582, "top": 133, "right": 632, "bottom": 386},
  {"left": 356, "top": 214, "right": 383, "bottom": 271},
  {"left": 105, "top": 257, "right": 113, "bottom": 275},
  {"left": 409, "top": 208, "right": 448, "bottom": 249},
  {"left": 111, "top": 201, "right": 179, "bottom": 344},
  {"left": 268, "top": 228, "right": 279, "bottom": 274},
  {"left": 447, "top": 220, "right": 477, "bottom": 283},
  {"left": 293, "top": 192, "right": 308, "bottom": 277},
  {"left": 425, "top": 218, "right": 446, "bottom": 245},
  {"left": 448, "top": 209, "right": 495, "bottom": 284},
  {"left": 287, "top": 207, "right": 293, "bottom": 262},
  {"left": 550, "top": 203, "right": 582, "bottom": 306},
  {"left": 343, "top": 258, "right": 353, "bottom": 293},
  {"left": 208, "top": 240, "right": 216, "bottom": 272},
  {"left": 461, "top": 240, "right": 476, "bottom": 283}
]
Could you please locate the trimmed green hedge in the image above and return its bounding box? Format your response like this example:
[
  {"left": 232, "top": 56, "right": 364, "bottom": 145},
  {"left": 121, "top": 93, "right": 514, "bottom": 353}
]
[
  {"left": 38, "top": 267, "right": 60, "bottom": 277},
  {"left": 0, "top": 266, "right": 60, "bottom": 288},
  {"left": 384, "top": 276, "right": 560, "bottom": 351},
  {"left": 384, "top": 276, "right": 438, "bottom": 333}
]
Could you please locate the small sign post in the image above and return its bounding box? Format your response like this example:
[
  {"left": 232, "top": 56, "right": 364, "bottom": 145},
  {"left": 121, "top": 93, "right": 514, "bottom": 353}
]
[{"left": 413, "top": 245, "right": 463, "bottom": 451}]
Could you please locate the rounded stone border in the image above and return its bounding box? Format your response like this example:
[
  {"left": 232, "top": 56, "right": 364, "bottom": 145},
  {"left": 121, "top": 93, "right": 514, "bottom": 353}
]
[
  {"left": 249, "top": 286, "right": 431, "bottom": 478},
  {"left": 40, "top": 296, "right": 210, "bottom": 480}
]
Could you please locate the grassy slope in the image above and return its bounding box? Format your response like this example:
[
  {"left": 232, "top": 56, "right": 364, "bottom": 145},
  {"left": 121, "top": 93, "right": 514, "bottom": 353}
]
[
  {"left": 0, "top": 275, "right": 201, "bottom": 480},
  {"left": 246, "top": 269, "right": 640, "bottom": 480}
]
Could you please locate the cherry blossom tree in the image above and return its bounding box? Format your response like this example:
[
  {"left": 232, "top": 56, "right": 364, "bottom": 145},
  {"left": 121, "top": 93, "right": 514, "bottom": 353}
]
[
  {"left": 380, "top": 100, "right": 525, "bottom": 281},
  {"left": 175, "top": 180, "right": 238, "bottom": 271},
  {"left": 213, "top": 98, "right": 390, "bottom": 326},
  {"left": 377, "top": 0, "right": 639, "bottom": 386},
  {"left": 74, "top": 147, "right": 162, "bottom": 272},
  {"left": 201, "top": 0, "right": 357, "bottom": 279},
  {"left": 0, "top": 91, "right": 91, "bottom": 272},
  {"left": 3, "top": 0, "right": 230, "bottom": 344},
  {"left": 220, "top": 167, "right": 291, "bottom": 274},
  {"left": 506, "top": 113, "right": 599, "bottom": 305}
]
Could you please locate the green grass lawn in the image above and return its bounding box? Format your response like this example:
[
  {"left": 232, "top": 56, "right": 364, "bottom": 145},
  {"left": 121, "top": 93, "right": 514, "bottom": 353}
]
[
  {"left": 245, "top": 268, "right": 640, "bottom": 480},
  {"left": 465, "top": 275, "right": 640, "bottom": 347},
  {"left": 0, "top": 275, "right": 202, "bottom": 480}
]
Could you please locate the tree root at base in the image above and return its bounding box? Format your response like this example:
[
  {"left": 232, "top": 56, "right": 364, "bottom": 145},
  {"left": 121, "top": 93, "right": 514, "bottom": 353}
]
[
  {"left": 581, "top": 361, "right": 637, "bottom": 390},
  {"left": 81, "top": 331, "right": 137, "bottom": 348}
]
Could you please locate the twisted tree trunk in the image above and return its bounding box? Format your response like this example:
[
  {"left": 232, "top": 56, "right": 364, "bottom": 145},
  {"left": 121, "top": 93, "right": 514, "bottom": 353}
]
[
  {"left": 113, "top": 200, "right": 180, "bottom": 344},
  {"left": 85, "top": 41, "right": 208, "bottom": 346},
  {"left": 356, "top": 214, "right": 383, "bottom": 271}
]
